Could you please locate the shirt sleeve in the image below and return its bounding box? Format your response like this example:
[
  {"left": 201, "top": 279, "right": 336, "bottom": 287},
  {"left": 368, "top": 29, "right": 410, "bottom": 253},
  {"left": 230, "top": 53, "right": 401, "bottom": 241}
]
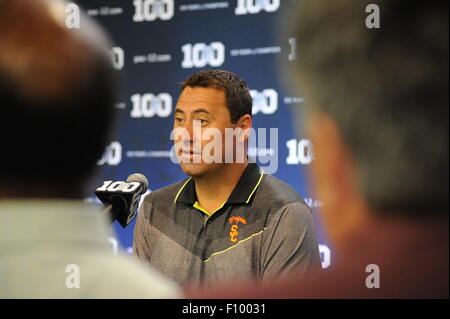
[
  {"left": 260, "top": 201, "right": 322, "bottom": 280},
  {"left": 132, "top": 198, "right": 153, "bottom": 264}
]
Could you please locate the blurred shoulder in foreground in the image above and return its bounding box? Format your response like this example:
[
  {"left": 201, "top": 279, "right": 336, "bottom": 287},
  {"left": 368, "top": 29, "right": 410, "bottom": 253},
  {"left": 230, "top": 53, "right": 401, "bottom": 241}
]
[{"left": 0, "top": 0, "right": 180, "bottom": 298}]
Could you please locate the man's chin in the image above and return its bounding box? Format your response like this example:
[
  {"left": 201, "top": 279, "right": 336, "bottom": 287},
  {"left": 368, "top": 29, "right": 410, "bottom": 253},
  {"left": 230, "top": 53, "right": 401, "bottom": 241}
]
[{"left": 179, "top": 162, "right": 206, "bottom": 177}]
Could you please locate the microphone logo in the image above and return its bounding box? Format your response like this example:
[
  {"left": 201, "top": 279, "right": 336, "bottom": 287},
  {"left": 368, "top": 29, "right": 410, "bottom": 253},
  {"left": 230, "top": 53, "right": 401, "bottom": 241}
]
[{"left": 94, "top": 173, "right": 148, "bottom": 227}]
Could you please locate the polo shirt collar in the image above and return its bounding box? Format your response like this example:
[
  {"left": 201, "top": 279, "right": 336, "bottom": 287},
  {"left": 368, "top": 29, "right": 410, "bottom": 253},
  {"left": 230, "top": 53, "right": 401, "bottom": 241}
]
[{"left": 175, "top": 163, "right": 264, "bottom": 205}]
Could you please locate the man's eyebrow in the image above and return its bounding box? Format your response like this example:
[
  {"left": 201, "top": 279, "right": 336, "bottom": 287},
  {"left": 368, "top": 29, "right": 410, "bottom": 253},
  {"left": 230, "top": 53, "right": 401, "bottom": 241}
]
[
  {"left": 192, "top": 108, "right": 213, "bottom": 116},
  {"left": 174, "top": 108, "right": 213, "bottom": 116}
]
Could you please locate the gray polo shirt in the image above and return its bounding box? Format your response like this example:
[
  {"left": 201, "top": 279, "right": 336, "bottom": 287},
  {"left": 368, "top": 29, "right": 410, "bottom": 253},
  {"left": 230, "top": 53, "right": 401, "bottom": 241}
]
[
  {"left": 133, "top": 163, "right": 321, "bottom": 287},
  {"left": 0, "top": 200, "right": 180, "bottom": 298}
]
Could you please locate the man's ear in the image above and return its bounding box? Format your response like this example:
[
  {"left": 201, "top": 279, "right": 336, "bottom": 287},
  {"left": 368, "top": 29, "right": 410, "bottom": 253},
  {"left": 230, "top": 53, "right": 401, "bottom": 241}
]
[
  {"left": 308, "top": 111, "right": 351, "bottom": 203},
  {"left": 307, "top": 111, "right": 367, "bottom": 249},
  {"left": 236, "top": 114, "right": 252, "bottom": 143}
]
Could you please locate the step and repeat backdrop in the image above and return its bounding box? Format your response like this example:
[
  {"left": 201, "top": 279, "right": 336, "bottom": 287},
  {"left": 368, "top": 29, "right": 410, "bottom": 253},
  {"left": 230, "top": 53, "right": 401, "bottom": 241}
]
[{"left": 77, "top": 0, "right": 332, "bottom": 269}]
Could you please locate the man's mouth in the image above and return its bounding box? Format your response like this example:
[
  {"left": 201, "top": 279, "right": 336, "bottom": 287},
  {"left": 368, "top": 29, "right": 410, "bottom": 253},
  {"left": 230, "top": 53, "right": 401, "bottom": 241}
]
[{"left": 180, "top": 149, "right": 201, "bottom": 155}]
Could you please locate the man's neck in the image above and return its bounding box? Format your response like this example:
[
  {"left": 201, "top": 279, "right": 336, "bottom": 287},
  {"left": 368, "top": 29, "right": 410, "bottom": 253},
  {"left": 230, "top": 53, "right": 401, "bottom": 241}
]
[
  {"left": 194, "top": 161, "right": 248, "bottom": 214},
  {"left": 338, "top": 210, "right": 449, "bottom": 256}
]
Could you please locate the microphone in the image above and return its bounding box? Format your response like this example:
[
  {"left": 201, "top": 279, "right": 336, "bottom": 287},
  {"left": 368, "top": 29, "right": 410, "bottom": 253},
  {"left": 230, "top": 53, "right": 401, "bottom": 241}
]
[{"left": 94, "top": 173, "right": 148, "bottom": 227}]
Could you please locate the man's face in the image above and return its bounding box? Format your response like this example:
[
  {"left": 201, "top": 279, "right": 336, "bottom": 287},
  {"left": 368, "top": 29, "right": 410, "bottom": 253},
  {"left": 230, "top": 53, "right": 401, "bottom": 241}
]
[{"left": 173, "top": 86, "right": 241, "bottom": 177}]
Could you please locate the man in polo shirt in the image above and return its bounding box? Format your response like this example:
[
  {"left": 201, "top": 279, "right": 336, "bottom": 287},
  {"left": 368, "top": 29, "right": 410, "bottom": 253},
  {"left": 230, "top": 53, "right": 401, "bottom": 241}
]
[{"left": 133, "top": 70, "right": 321, "bottom": 287}]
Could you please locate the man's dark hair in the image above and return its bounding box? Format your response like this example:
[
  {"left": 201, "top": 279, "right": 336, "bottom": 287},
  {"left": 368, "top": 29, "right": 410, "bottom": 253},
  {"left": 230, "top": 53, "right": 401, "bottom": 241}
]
[
  {"left": 0, "top": 0, "right": 117, "bottom": 197},
  {"left": 180, "top": 69, "right": 252, "bottom": 123},
  {"left": 290, "top": 0, "right": 449, "bottom": 215}
]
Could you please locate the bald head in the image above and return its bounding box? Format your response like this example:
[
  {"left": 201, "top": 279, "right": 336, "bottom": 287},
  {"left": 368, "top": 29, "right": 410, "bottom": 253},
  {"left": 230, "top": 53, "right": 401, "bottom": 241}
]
[{"left": 0, "top": 0, "right": 117, "bottom": 198}]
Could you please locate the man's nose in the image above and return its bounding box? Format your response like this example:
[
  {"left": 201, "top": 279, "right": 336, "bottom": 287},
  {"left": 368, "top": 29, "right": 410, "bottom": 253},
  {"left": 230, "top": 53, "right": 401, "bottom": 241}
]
[
  {"left": 185, "top": 119, "right": 203, "bottom": 141},
  {"left": 183, "top": 120, "right": 194, "bottom": 141}
]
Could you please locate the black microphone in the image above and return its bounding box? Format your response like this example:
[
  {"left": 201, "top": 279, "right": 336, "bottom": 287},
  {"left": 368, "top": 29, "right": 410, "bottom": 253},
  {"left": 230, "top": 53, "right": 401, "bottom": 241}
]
[{"left": 94, "top": 173, "right": 148, "bottom": 227}]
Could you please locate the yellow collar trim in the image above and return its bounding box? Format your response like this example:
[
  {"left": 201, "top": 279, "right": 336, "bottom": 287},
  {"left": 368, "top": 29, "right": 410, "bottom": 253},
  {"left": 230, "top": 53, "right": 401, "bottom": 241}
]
[
  {"left": 173, "top": 177, "right": 193, "bottom": 204},
  {"left": 193, "top": 200, "right": 227, "bottom": 216},
  {"left": 246, "top": 169, "right": 264, "bottom": 204}
]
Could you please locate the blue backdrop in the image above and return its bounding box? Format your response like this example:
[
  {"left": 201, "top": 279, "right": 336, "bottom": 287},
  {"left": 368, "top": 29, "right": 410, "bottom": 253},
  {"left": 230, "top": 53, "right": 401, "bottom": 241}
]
[{"left": 77, "top": 0, "right": 332, "bottom": 269}]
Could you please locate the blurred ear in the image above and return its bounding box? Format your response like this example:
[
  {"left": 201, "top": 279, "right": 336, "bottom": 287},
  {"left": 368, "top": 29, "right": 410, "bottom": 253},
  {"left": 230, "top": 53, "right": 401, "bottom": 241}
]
[
  {"left": 236, "top": 114, "right": 252, "bottom": 143},
  {"left": 308, "top": 111, "right": 351, "bottom": 205},
  {"left": 307, "top": 110, "right": 367, "bottom": 248}
]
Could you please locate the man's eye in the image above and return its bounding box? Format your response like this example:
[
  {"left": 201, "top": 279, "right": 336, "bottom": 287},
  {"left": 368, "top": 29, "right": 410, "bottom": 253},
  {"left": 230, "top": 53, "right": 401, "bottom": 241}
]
[
  {"left": 175, "top": 117, "right": 184, "bottom": 123},
  {"left": 199, "top": 119, "right": 208, "bottom": 125}
]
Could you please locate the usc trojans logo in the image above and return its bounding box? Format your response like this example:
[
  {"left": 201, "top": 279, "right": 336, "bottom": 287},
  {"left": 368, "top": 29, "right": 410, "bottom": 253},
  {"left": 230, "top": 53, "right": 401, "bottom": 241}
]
[{"left": 229, "top": 216, "right": 247, "bottom": 243}]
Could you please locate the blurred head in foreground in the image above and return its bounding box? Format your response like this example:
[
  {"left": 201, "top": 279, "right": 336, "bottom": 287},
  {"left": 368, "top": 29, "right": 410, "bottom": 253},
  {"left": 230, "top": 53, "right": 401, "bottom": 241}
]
[
  {"left": 0, "top": 0, "right": 116, "bottom": 199},
  {"left": 289, "top": 0, "right": 448, "bottom": 250}
]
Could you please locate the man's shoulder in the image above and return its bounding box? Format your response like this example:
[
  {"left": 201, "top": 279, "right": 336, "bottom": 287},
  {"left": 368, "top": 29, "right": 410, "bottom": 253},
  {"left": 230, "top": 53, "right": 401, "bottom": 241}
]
[
  {"left": 0, "top": 249, "right": 181, "bottom": 298},
  {"left": 143, "top": 178, "right": 190, "bottom": 205},
  {"left": 257, "top": 173, "right": 306, "bottom": 207},
  {"left": 87, "top": 252, "right": 181, "bottom": 298}
]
